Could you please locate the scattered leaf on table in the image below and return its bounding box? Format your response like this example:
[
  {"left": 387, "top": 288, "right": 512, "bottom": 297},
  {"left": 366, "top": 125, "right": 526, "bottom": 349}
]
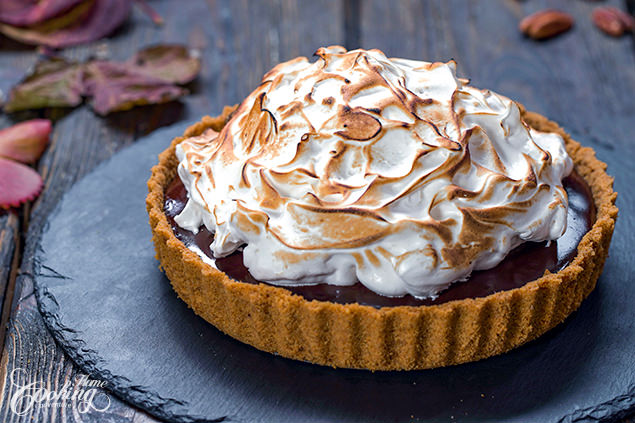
[
  {"left": 129, "top": 45, "right": 201, "bottom": 84},
  {"left": 84, "top": 61, "right": 188, "bottom": 115},
  {"left": 0, "top": 0, "right": 84, "bottom": 26},
  {"left": 0, "top": 119, "right": 51, "bottom": 163},
  {"left": 0, "top": 0, "right": 132, "bottom": 48},
  {"left": 4, "top": 57, "right": 84, "bottom": 112},
  {"left": 0, "top": 157, "right": 44, "bottom": 209},
  {"left": 4, "top": 43, "right": 200, "bottom": 115}
]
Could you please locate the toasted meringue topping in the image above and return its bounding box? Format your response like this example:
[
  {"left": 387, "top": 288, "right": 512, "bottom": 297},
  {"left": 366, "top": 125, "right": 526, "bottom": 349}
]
[{"left": 174, "top": 46, "right": 573, "bottom": 298}]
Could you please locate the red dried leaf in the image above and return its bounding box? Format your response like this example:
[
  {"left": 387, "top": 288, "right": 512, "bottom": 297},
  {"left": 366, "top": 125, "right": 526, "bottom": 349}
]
[
  {"left": 4, "top": 57, "right": 84, "bottom": 112},
  {"left": 128, "top": 44, "right": 201, "bottom": 84},
  {"left": 83, "top": 61, "right": 188, "bottom": 115},
  {"left": 0, "top": 157, "right": 43, "bottom": 208},
  {"left": 0, "top": 0, "right": 84, "bottom": 26},
  {"left": 0, "top": 120, "right": 51, "bottom": 163},
  {"left": 4, "top": 43, "right": 200, "bottom": 115},
  {"left": 0, "top": 0, "right": 132, "bottom": 48}
]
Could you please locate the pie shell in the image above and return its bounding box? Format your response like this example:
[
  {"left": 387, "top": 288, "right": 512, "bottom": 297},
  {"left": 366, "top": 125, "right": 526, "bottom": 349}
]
[{"left": 146, "top": 105, "right": 618, "bottom": 371}]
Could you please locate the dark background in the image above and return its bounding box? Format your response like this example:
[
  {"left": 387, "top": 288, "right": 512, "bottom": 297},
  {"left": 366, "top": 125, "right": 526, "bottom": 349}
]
[{"left": 0, "top": 0, "right": 633, "bottom": 421}]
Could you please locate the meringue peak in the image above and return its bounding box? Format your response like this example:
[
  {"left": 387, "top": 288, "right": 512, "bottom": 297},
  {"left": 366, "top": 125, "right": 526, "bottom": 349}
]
[{"left": 174, "top": 47, "right": 572, "bottom": 298}]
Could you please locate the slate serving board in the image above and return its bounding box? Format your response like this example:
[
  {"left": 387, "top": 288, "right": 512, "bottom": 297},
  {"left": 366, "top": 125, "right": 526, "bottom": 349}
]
[{"left": 33, "top": 123, "right": 634, "bottom": 423}]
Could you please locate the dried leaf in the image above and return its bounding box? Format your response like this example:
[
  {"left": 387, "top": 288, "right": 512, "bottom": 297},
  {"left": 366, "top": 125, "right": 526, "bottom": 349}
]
[
  {"left": 84, "top": 61, "right": 188, "bottom": 115},
  {"left": 0, "top": 0, "right": 132, "bottom": 48},
  {"left": 128, "top": 45, "right": 201, "bottom": 84},
  {"left": 4, "top": 43, "right": 200, "bottom": 115},
  {"left": 0, "top": 120, "right": 51, "bottom": 163},
  {"left": 0, "top": 157, "right": 43, "bottom": 208},
  {"left": 0, "top": 0, "right": 84, "bottom": 26},
  {"left": 4, "top": 57, "right": 84, "bottom": 112}
]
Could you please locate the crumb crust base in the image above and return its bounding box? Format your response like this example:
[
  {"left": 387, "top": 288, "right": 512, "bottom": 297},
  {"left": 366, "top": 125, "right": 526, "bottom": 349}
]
[{"left": 146, "top": 105, "right": 618, "bottom": 371}]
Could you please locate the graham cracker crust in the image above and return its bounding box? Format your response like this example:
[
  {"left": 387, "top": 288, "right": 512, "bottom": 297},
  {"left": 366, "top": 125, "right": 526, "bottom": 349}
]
[{"left": 146, "top": 105, "right": 618, "bottom": 370}]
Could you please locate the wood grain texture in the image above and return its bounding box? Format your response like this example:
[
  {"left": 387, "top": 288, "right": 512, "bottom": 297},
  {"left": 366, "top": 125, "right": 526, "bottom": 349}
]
[
  {"left": 0, "top": 33, "right": 36, "bottom": 331},
  {"left": 0, "top": 0, "right": 633, "bottom": 421},
  {"left": 358, "top": 0, "right": 635, "bottom": 156},
  {"left": 0, "top": 0, "right": 343, "bottom": 421},
  {"left": 0, "top": 212, "right": 19, "bottom": 356},
  {"left": 0, "top": 214, "right": 18, "bottom": 303}
]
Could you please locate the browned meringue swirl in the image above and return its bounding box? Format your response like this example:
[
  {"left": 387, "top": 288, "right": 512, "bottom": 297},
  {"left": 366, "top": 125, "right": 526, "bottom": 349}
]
[{"left": 174, "top": 46, "right": 573, "bottom": 298}]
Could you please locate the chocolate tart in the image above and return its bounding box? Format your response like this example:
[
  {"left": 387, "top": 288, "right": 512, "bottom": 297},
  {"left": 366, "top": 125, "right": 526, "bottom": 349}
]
[{"left": 146, "top": 105, "right": 617, "bottom": 371}]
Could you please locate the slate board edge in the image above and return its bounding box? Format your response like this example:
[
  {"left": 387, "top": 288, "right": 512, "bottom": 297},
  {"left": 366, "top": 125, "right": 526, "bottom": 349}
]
[
  {"left": 28, "top": 122, "right": 633, "bottom": 423},
  {"left": 31, "top": 123, "right": 234, "bottom": 423},
  {"left": 34, "top": 283, "right": 224, "bottom": 423},
  {"left": 559, "top": 389, "right": 634, "bottom": 423}
]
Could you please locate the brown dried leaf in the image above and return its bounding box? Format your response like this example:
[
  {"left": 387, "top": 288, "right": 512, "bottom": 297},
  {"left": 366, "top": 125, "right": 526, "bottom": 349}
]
[
  {"left": 4, "top": 57, "right": 84, "bottom": 112},
  {"left": 0, "top": 0, "right": 84, "bottom": 26},
  {"left": 0, "top": 0, "right": 132, "bottom": 48},
  {"left": 128, "top": 44, "right": 201, "bottom": 84},
  {"left": 4, "top": 44, "right": 200, "bottom": 115},
  {"left": 83, "top": 61, "right": 188, "bottom": 115}
]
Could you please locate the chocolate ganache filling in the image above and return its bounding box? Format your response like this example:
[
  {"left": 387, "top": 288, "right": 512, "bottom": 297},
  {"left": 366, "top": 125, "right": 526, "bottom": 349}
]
[{"left": 164, "top": 170, "right": 595, "bottom": 308}]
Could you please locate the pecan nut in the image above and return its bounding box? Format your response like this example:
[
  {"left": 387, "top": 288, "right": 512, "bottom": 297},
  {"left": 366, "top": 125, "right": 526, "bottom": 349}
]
[
  {"left": 592, "top": 6, "right": 634, "bottom": 37},
  {"left": 519, "top": 9, "right": 574, "bottom": 40}
]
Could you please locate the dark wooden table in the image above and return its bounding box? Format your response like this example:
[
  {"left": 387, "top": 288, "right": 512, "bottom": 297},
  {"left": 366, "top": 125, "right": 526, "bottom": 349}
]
[{"left": 0, "top": 0, "right": 632, "bottom": 421}]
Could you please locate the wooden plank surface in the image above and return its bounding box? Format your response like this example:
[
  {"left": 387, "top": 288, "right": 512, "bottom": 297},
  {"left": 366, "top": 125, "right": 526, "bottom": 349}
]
[
  {"left": 0, "top": 0, "right": 632, "bottom": 421},
  {"left": 0, "top": 212, "right": 19, "bottom": 338},
  {"left": 358, "top": 0, "right": 635, "bottom": 156}
]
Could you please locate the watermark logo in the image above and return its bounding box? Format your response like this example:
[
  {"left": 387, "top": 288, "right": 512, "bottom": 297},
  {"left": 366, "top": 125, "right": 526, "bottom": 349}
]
[{"left": 9, "top": 368, "right": 111, "bottom": 416}]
